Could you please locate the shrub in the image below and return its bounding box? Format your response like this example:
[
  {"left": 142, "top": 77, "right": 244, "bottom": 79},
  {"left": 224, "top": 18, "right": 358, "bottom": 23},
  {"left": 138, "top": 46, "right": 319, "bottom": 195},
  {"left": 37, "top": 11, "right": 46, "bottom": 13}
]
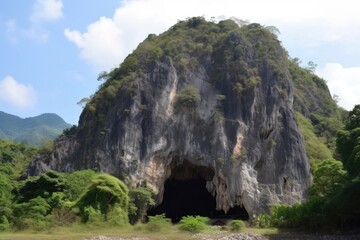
[
  {"left": 38, "top": 138, "right": 55, "bottom": 155},
  {"left": 0, "top": 216, "right": 10, "bottom": 231},
  {"left": 252, "top": 214, "right": 271, "bottom": 228},
  {"left": 228, "top": 220, "right": 245, "bottom": 232},
  {"left": 12, "top": 196, "right": 52, "bottom": 230},
  {"left": 49, "top": 207, "right": 77, "bottom": 226},
  {"left": 146, "top": 214, "right": 171, "bottom": 232},
  {"left": 175, "top": 85, "right": 201, "bottom": 113},
  {"left": 179, "top": 215, "right": 209, "bottom": 233}
]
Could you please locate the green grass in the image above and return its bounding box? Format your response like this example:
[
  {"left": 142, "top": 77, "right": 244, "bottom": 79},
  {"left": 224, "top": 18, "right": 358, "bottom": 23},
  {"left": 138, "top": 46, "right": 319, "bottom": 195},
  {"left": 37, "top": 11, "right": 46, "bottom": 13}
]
[
  {"left": 0, "top": 224, "right": 279, "bottom": 240},
  {"left": 295, "top": 112, "right": 332, "bottom": 162}
]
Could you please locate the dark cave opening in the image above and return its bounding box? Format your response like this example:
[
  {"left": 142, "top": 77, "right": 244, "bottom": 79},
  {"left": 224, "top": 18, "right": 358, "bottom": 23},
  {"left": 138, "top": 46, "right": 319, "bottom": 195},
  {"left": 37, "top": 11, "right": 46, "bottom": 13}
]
[{"left": 147, "top": 160, "right": 249, "bottom": 222}]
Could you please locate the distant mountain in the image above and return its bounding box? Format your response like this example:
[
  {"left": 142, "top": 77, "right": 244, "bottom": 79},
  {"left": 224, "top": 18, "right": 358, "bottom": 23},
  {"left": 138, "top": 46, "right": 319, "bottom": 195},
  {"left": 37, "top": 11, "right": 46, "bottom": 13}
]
[{"left": 0, "top": 111, "right": 71, "bottom": 146}]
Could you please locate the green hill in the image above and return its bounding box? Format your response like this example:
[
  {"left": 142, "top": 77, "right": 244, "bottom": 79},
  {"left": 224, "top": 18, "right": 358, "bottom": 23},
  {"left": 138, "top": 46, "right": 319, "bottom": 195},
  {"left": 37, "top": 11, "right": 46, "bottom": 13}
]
[{"left": 0, "top": 111, "right": 71, "bottom": 146}]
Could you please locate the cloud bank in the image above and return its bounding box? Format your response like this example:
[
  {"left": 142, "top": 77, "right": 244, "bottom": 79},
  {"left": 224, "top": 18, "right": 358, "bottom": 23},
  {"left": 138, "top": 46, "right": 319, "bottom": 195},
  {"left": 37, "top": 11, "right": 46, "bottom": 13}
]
[{"left": 0, "top": 76, "right": 37, "bottom": 108}]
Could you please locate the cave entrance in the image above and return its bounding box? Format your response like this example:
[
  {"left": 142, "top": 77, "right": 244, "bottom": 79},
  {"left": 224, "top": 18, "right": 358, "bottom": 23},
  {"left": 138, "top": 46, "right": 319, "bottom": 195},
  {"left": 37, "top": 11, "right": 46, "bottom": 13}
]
[{"left": 147, "top": 160, "right": 249, "bottom": 223}]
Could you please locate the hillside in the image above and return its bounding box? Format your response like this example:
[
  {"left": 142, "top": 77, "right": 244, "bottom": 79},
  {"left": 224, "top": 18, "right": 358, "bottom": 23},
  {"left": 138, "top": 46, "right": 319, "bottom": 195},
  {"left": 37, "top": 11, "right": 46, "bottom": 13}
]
[
  {"left": 0, "top": 111, "right": 71, "bottom": 146},
  {"left": 26, "top": 17, "right": 346, "bottom": 220}
]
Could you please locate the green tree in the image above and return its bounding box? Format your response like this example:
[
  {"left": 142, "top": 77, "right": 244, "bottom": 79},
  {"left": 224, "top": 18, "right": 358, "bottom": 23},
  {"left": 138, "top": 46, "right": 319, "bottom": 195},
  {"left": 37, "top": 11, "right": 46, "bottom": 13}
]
[
  {"left": 128, "top": 187, "right": 155, "bottom": 224},
  {"left": 309, "top": 159, "right": 347, "bottom": 197},
  {"left": 15, "top": 171, "right": 66, "bottom": 204},
  {"left": 346, "top": 104, "right": 360, "bottom": 130},
  {"left": 75, "top": 174, "right": 129, "bottom": 224},
  {"left": 97, "top": 71, "right": 110, "bottom": 81},
  {"left": 12, "top": 196, "right": 51, "bottom": 230},
  {"left": 0, "top": 174, "right": 13, "bottom": 226},
  {"left": 336, "top": 105, "right": 360, "bottom": 177},
  {"left": 307, "top": 61, "right": 318, "bottom": 73},
  {"left": 62, "top": 170, "right": 97, "bottom": 201}
]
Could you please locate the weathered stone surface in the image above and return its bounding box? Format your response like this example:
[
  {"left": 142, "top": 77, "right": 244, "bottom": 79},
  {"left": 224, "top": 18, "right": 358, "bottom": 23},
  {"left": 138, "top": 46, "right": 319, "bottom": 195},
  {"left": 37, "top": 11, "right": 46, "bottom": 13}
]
[{"left": 27, "top": 19, "right": 311, "bottom": 217}]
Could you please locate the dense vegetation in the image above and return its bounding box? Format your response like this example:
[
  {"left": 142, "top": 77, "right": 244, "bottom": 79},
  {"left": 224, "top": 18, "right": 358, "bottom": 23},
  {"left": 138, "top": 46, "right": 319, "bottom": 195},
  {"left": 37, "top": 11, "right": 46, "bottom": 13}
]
[
  {"left": 253, "top": 104, "right": 360, "bottom": 231},
  {"left": 0, "top": 111, "right": 70, "bottom": 147},
  {"left": 0, "top": 141, "right": 244, "bottom": 234}
]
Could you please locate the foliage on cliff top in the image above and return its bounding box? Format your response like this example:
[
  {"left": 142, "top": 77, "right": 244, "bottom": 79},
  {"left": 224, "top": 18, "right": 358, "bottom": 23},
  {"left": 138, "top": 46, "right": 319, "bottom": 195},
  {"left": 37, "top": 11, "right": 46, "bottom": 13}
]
[
  {"left": 79, "top": 17, "right": 285, "bottom": 128},
  {"left": 289, "top": 59, "right": 345, "bottom": 153},
  {"left": 77, "top": 17, "right": 343, "bottom": 158}
]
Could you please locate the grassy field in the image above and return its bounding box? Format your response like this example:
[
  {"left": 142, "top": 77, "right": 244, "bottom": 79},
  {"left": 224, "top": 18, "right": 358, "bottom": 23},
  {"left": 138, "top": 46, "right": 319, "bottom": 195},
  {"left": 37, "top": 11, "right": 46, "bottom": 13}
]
[{"left": 0, "top": 225, "right": 279, "bottom": 240}]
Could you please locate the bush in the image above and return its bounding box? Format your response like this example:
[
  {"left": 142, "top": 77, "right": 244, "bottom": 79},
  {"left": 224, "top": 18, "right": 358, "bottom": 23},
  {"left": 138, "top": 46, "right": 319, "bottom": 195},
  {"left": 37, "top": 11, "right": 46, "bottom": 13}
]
[
  {"left": 175, "top": 85, "right": 201, "bottom": 113},
  {"left": 13, "top": 217, "right": 51, "bottom": 231},
  {"left": 252, "top": 214, "right": 271, "bottom": 228},
  {"left": 179, "top": 215, "right": 209, "bottom": 233},
  {"left": 146, "top": 214, "right": 171, "bottom": 232},
  {"left": 228, "top": 220, "right": 245, "bottom": 232},
  {"left": 0, "top": 216, "right": 10, "bottom": 231},
  {"left": 12, "top": 196, "right": 52, "bottom": 230}
]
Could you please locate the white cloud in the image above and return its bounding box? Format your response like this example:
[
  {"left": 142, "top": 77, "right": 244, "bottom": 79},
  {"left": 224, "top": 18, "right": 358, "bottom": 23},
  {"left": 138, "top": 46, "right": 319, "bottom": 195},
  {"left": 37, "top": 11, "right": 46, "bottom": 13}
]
[
  {"left": 64, "top": 17, "right": 123, "bottom": 70},
  {"left": 30, "top": 0, "right": 63, "bottom": 22},
  {"left": 5, "top": 0, "right": 63, "bottom": 44},
  {"left": 64, "top": 0, "right": 360, "bottom": 71},
  {"left": 0, "top": 76, "right": 37, "bottom": 108},
  {"left": 317, "top": 63, "right": 360, "bottom": 110}
]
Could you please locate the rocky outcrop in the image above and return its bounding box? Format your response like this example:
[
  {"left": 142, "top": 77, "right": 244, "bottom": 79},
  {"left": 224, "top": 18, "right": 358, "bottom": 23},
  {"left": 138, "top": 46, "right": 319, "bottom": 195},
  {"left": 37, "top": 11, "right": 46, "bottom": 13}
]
[{"left": 27, "top": 18, "right": 311, "bottom": 217}]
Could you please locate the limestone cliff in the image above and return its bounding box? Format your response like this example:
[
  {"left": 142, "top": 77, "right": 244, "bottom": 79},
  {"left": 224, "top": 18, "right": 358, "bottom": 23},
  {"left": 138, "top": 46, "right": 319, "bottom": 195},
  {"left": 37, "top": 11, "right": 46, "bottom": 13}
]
[{"left": 27, "top": 18, "right": 312, "bottom": 217}]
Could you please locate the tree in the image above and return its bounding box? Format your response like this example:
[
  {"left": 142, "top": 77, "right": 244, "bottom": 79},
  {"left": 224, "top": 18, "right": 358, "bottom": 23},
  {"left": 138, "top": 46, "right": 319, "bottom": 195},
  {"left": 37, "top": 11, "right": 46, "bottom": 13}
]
[
  {"left": 75, "top": 174, "right": 129, "bottom": 223},
  {"left": 346, "top": 104, "right": 360, "bottom": 130},
  {"left": 62, "top": 170, "right": 97, "bottom": 201},
  {"left": 336, "top": 105, "right": 360, "bottom": 176},
  {"left": 12, "top": 196, "right": 51, "bottom": 230},
  {"left": 307, "top": 61, "right": 318, "bottom": 73},
  {"left": 0, "top": 174, "right": 13, "bottom": 224},
  {"left": 77, "top": 97, "right": 90, "bottom": 108},
  {"left": 309, "top": 159, "right": 347, "bottom": 197},
  {"left": 97, "top": 71, "right": 110, "bottom": 81},
  {"left": 265, "top": 25, "right": 280, "bottom": 36},
  {"left": 128, "top": 187, "right": 155, "bottom": 224},
  {"left": 15, "top": 171, "right": 66, "bottom": 204}
]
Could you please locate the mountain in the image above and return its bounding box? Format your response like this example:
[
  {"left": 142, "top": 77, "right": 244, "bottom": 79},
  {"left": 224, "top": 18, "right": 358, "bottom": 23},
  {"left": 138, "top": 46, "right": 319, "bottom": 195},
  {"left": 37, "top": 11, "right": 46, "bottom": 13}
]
[
  {"left": 0, "top": 111, "right": 71, "bottom": 146},
  {"left": 27, "top": 17, "right": 343, "bottom": 218}
]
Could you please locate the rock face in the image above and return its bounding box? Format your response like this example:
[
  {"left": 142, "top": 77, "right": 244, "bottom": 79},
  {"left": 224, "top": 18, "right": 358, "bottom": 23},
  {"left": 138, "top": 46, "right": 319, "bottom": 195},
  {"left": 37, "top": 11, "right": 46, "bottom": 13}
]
[{"left": 27, "top": 18, "right": 311, "bottom": 217}]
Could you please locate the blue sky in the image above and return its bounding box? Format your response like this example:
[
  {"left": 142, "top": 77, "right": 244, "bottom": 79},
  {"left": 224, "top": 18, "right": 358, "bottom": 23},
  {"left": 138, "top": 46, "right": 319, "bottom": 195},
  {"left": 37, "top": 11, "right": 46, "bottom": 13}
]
[{"left": 1, "top": 0, "right": 360, "bottom": 124}]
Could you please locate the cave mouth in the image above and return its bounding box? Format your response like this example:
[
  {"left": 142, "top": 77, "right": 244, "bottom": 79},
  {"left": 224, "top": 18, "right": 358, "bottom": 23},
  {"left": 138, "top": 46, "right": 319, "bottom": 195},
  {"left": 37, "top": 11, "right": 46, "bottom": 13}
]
[{"left": 147, "top": 160, "right": 249, "bottom": 223}]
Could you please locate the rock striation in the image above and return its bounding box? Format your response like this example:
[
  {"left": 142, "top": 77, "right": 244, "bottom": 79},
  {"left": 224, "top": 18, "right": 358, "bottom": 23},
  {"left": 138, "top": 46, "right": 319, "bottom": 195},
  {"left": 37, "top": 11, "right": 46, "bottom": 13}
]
[{"left": 27, "top": 18, "right": 311, "bottom": 217}]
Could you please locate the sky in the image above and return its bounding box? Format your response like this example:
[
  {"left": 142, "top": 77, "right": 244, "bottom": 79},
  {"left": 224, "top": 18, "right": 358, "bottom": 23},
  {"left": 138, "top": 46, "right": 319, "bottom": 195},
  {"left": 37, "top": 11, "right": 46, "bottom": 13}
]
[{"left": 0, "top": 0, "right": 360, "bottom": 125}]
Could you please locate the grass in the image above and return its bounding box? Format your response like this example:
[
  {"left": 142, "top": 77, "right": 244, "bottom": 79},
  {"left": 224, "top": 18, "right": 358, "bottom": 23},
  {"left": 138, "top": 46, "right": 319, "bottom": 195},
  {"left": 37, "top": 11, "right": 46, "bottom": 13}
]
[{"left": 0, "top": 224, "right": 280, "bottom": 240}]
